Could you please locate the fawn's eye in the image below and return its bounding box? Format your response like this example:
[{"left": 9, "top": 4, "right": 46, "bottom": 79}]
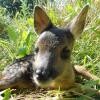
[
  {"left": 61, "top": 47, "right": 70, "bottom": 60},
  {"left": 34, "top": 47, "right": 39, "bottom": 54}
]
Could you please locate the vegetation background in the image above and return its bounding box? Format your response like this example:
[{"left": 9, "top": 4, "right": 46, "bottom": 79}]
[{"left": 0, "top": 0, "right": 100, "bottom": 99}]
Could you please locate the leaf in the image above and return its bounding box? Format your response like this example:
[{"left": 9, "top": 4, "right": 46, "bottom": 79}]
[
  {"left": 7, "top": 26, "right": 18, "bottom": 43},
  {"left": 3, "top": 88, "right": 11, "bottom": 100},
  {"left": 22, "top": 31, "right": 28, "bottom": 41},
  {"left": 27, "top": 18, "right": 33, "bottom": 26},
  {"left": 0, "top": 38, "right": 15, "bottom": 59},
  {"left": 66, "top": 5, "right": 73, "bottom": 12},
  {"left": 17, "top": 47, "right": 27, "bottom": 58}
]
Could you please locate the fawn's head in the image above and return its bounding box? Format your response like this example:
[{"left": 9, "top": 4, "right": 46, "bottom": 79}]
[{"left": 32, "top": 5, "right": 89, "bottom": 88}]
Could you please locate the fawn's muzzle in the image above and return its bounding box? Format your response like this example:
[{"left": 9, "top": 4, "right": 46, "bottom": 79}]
[
  {"left": 33, "top": 67, "right": 58, "bottom": 87},
  {"left": 35, "top": 68, "right": 51, "bottom": 82}
]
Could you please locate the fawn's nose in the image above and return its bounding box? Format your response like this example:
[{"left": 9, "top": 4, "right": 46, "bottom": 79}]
[{"left": 35, "top": 69, "right": 51, "bottom": 82}]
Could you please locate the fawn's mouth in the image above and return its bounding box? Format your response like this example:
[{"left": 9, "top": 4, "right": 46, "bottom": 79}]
[
  {"left": 32, "top": 69, "right": 58, "bottom": 87},
  {"left": 33, "top": 75, "right": 53, "bottom": 87}
]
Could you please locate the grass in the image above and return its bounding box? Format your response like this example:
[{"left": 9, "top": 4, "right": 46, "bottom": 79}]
[{"left": 0, "top": 0, "right": 100, "bottom": 99}]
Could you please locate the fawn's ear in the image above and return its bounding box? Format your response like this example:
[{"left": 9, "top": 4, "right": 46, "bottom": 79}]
[
  {"left": 68, "top": 5, "right": 89, "bottom": 39},
  {"left": 34, "top": 6, "right": 52, "bottom": 34}
]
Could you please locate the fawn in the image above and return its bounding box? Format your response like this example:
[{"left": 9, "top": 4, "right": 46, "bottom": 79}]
[{"left": 0, "top": 5, "right": 100, "bottom": 96}]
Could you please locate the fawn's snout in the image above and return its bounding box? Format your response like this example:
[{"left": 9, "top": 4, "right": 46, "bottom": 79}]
[
  {"left": 34, "top": 67, "right": 58, "bottom": 83},
  {"left": 35, "top": 68, "right": 52, "bottom": 82}
]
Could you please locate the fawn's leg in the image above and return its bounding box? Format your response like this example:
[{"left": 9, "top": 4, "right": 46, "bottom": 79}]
[
  {"left": 0, "top": 59, "right": 34, "bottom": 90},
  {"left": 74, "top": 65, "right": 100, "bottom": 81}
]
